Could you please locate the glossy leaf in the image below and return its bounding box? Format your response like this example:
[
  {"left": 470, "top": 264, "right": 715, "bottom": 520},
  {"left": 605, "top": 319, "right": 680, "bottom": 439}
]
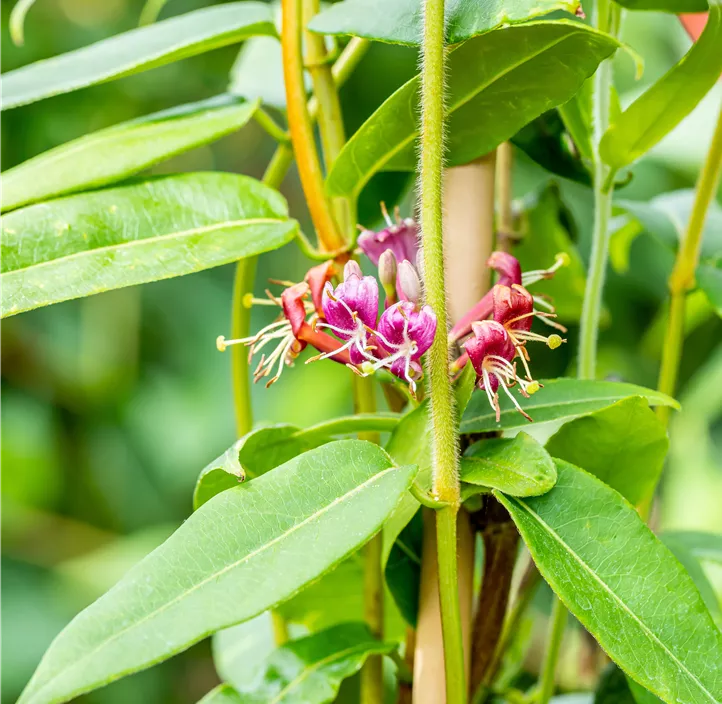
[
  {"left": 497, "top": 460, "right": 722, "bottom": 704},
  {"left": 460, "top": 433, "right": 557, "bottom": 497},
  {"left": 325, "top": 21, "right": 620, "bottom": 198},
  {"left": 461, "top": 379, "right": 678, "bottom": 433},
  {"left": 2, "top": 96, "right": 260, "bottom": 212},
  {"left": 545, "top": 397, "right": 668, "bottom": 505},
  {"left": 2, "top": 3, "right": 276, "bottom": 110},
  {"left": 18, "top": 441, "right": 417, "bottom": 704},
  {"left": 600, "top": 0, "right": 722, "bottom": 170},
  {"left": 1, "top": 173, "right": 297, "bottom": 317},
  {"left": 198, "top": 685, "right": 243, "bottom": 704},
  {"left": 233, "top": 623, "right": 396, "bottom": 703},
  {"left": 193, "top": 414, "right": 402, "bottom": 509},
  {"left": 308, "top": 0, "right": 581, "bottom": 46}
]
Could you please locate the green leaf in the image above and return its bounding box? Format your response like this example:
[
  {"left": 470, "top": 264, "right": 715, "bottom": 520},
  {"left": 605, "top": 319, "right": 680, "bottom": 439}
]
[
  {"left": 2, "top": 96, "right": 260, "bottom": 212},
  {"left": 325, "top": 21, "right": 620, "bottom": 199},
  {"left": 545, "top": 397, "right": 668, "bottom": 505},
  {"left": 382, "top": 402, "right": 431, "bottom": 563},
  {"left": 461, "top": 379, "right": 678, "bottom": 433},
  {"left": 661, "top": 533, "right": 722, "bottom": 625},
  {"left": 19, "top": 441, "right": 417, "bottom": 704},
  {"left": 662, "top": 531, "right": 722, "bottom": 566},
  {"left": 198, "top": 685, "right": 243, "bottom": 704},
  {"left": 496, "top": 460, "right": 722, "bottom": 704},
  {"left": 308, "top": 0, "right": 581, "bottom": 46},
  {"left": 611, "top": 0, "right": 707, "bottom": 13},
  {"left": 1, "top": 173, "right": 297, "bottom": 317},
  {"left": 2, "top": 3, "right": 276, "bottom": 111},
  {"left": 599, "top": 0, "right": 722, "bottom": 170},
  {"left": 460, "top": 433, "right": 557, "bottom": 498},
  {"left": 454, "top": 362, "right": 477, "bottom": 417},
  {"left": 698, "top": 263, "right": 722, "bottom": 317},
  {"left": 194, "top": 415, "right": 402, "bottom": 509},
  {"left": 595, "top": 664, "right": 638, "bottom": 704},
  {"left": 384, "top": 510, "right": 422, "bottom": 626},
  {"left": 515, "top": 185, "right": 588, "bottom": 322},
  {"left": 232, "top": 623, "right": 396, "bottom": 703}
]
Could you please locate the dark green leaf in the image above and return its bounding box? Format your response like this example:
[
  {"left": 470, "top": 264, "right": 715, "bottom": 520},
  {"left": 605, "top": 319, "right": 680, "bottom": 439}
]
[
  {"left": 384, "top": 510, "right": 422, "bottom": 626},
  {"left": 193, "top": 415, "right": 402, "bottom": 509},
  {"left": 497, "top": 460, "right": 722, "bottom": 704},
  {"left": 545, "top": 397, "right": 668, "bottom": 505},
  {"left": 600, "top": 0, "right": 722, "bottom": 170},
  {"left": 516, "top": 185, "right": 588, "bottom": 322},
  {"left": 612, "top": 0, "right": 707, "bottom": 13},
  {"left": 19, "top": 441, "right": 417, "bottom": 704},
  {"left": 308, "top": 0, "right": 581, "bottom": 46},
  {"left": 595, "top": 664, "right": 638, "bottom": 704},
  {"left": 2, "top": 3, "right": 276, "bottom": 110},
  {"left": 461, "top": 433, "right": 557, "bottom": 497},
  {"left": 325, "top": 22, "right": 620, "bottom": 198},
  {"left": 233, "top": 623, "right": 396, "bottom": 703},
  {"left": 198, "top": 685, "right": 243, "bottom": 704},
  {"left": 661, "top": 533, "right": 722, "bottom": 624},
  {"left": 1, "top": 173, "right": 297, "bottom": 317},
  {"left": 461, "top": 379, "right": 678, "bottom": 433},
  {"left": 2, "top": 96, "right": 259, "bottom": 212}
]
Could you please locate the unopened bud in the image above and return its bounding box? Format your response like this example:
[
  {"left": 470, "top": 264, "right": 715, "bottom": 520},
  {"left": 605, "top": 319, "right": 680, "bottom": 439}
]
[
  {"left": 378, "top": 249, "right": 398, "bottom": 291},
  {"left": 547, "top": 334, "right": 563, "bottom": 350},
  {"left": 398, "top": 260, "right": 422, "bottom": 304},
  {"left": 343, "top": 260, "right": 363, "bottom": 280}
]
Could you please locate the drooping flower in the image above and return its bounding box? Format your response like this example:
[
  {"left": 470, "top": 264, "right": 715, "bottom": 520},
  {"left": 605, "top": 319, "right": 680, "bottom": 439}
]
[
  {"left": 316, "top": 261, "right": 380, "bottom": 365},
  {"left": 370, "top": 301, "right": 437, "bottom": 393},
  {"left": 463, "top": 320, "right": 540, "bottom": 422},
  {"left": 357, "top": 204, "right": 419, "bottom": 267}
]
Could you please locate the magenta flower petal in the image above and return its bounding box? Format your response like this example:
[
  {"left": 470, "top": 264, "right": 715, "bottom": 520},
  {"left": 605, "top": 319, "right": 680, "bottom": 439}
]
[
  {"left": 358, "top": 218, "right": 419, "bottom": 267},
  {"left": 377, "top": 302, "right": 437, "bottom": 360}
]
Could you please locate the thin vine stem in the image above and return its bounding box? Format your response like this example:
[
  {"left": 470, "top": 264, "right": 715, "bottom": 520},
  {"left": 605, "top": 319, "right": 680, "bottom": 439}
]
[
  {"left": 657, "top": 104, "right": 722, "bottom": 428},
  {"left": 538, "top": 598, "right": 568, "bottom": 704},
  {"left": 419, "top": 0, "right": 466, "bottom": 698},
  {"left": 281, "top": 0, "right": 345, "bottom": 252}
]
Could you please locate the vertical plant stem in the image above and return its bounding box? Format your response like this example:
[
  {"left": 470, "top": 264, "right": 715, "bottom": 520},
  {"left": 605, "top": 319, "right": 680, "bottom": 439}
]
[
  {"left": 538, "top": 599, "right": 568, "bottom": 704},
  {"left": 281, "top": 0, "right": 345, "bottom": 251},
  {"left": 578, "top": 0, "right": 619, "bottom": 381},
  {"left": 495, "top": 142, "right": 515, "bottom": 253},
  {"left": 419, "top": 0, "right": 465, "bottom": 697},
  {"left": 657, "top": 104, "right": 722, "bottom": 427}
]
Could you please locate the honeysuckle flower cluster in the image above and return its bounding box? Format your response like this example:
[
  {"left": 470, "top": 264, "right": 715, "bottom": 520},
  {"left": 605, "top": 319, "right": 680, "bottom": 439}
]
[
  {"left": 217, "top": 203, "right": 567, "bottom": 419},
  {"left": 217, "top": 208, "right": 435, "bottom": 395}
]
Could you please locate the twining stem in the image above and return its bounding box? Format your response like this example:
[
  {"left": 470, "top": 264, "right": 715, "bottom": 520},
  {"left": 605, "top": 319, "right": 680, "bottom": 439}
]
[
  {"left": 578, "top": 0, "right": 620, "bottom": 381},
  {"left": 281, "top": 0, "right": 345, "bottom": 252},
  {"left": 538, "top": 598, "right": 568, "bottom": 704},
  {"left": 657, "top": 104, "right": 722, "bottom": 428},
  {"left": 419, "top": 0, "right": 465, "bottom": 699}
]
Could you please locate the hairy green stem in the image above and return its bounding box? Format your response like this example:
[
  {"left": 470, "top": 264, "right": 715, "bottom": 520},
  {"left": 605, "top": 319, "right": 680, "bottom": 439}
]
[
  {"left": 657, "top": 104, "right": 722, "bottom": 427},
  {"left": 419, "top": 0, "right": 465, "bottom": 696}
]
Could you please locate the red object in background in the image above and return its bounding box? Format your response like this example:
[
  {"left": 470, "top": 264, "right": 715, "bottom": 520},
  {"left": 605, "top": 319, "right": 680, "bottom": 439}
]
[{"left": 679, "top": 13, "right": 707, "bottom": 41}]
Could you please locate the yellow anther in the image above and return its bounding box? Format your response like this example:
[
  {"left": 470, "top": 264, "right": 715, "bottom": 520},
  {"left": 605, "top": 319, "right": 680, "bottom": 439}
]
[
  {"left": 242, "top": 293, "right": 254, "bottom": 308},
  {"left": 216, "top": 335, "right": 227, "bottom": 352},
  {"left": 547, "top": 334, "right": 563, "bottom": 350},
  {"left": 555, "top": 252, "right": 571, "bottom": 267},
  {"left": 526, "top": 381, "right": 540, "bottom": 395}
]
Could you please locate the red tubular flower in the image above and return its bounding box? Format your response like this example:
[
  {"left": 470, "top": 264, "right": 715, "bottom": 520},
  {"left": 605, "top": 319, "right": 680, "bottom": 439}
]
[{"left": 304, "top": 260, "right": 337, "bottom": 317}]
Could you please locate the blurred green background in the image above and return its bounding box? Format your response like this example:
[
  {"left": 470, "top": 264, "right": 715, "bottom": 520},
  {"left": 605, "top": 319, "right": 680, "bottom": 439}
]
[{"left": 2, "top": 1, "right": 721, "bottom": 701}]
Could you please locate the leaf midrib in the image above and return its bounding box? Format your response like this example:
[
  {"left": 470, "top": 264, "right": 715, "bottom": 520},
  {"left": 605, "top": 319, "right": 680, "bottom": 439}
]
[
  {"left": 338, "top": 27, "right": 587, "bottom": 196},
  {"left": 2, "top": 218, "right": 291, "bottom": 276},
  {"left": 26, "top": 466, "right": 400, "bottom": 704},
  {"left": 508, "top": 495, "right": 720, "bottom": 704}
]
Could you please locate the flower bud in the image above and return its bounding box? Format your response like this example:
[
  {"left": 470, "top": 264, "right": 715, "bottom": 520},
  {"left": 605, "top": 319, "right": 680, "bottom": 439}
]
[
  {"left": 398, "top": 260, "right": 422, "bottom": 304},
  {"left": 343, "top": 260, "right": 363, "bottom": 281},
  {"left": 378, "top": 249, "right": 398, "bottom": 305},
  {"left": 487, "top": 251, "right": 522, "bottom": 286}
]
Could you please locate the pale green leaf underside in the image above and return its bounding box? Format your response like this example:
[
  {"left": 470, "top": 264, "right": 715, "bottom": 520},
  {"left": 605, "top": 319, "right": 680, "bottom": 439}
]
[
  {"left": 545, "top": 396, "right": 668, "bottom": 506},
  {"left": 2, "top": 96, "right": 260, "bottom": 212},
  {"left": 461, "top": 432, "right": 557, "bottom": 497},
  {"left": 235, "top": 622, "right": 396, "bottom": 703},
  {"left": 325, "top": 21, "right": 620, "bottom": 198},
  {"left": 461, "top": 378, "right": 678, "bottom": 433},
  {"left": 2, "top": 3, "right": 276, "bottom": 110},
  {"left": 599, "top": 0, "right": 722, "bottom": 170},
  {"left": 19, "top": 440, "right": 417, "bottom": 704},
  {"left": 497, "top": 461, "right": 722, "bottom": 704},
  {"left": 198, "top": 685, "right": 243, "bottom": 704},
  {"left": 1, "top": 172, "right": 297, "bottom": 317},
  {"left": 308, "top": 0, "right": 580, "bottom": 46}
]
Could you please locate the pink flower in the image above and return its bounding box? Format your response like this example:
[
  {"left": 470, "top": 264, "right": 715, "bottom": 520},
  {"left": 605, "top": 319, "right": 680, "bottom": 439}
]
[{"left": 357, "top": 204, "right": 419, "bottom": 268}]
